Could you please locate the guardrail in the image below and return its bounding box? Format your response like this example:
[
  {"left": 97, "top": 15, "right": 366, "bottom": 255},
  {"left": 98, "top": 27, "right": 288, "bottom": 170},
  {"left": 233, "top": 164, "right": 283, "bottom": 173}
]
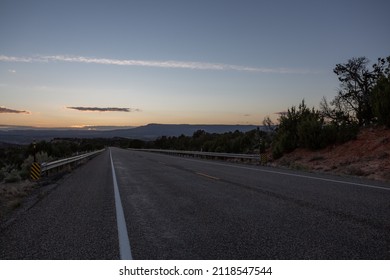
[
  {"left": 41, "top": 149, "right": 105, "bottom": 174},
  {"left": 130, "top": 148, "right": 261, "bottom": 162}
]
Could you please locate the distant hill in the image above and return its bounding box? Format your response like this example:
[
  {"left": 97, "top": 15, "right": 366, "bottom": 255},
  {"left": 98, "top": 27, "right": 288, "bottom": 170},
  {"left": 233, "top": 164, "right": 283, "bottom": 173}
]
[
  {"left": 0, "top": 124, "right": 262, "bottom": 144},
  {"left": 0, "top": 129, "right": 101, "bottom": 144},
  {"left": 112, "top": 124, "right": 260, "bottom": 139}
]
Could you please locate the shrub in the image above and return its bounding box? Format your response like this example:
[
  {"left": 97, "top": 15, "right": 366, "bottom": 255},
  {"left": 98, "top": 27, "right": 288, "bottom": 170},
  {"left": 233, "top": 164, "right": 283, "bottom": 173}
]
[
  {"left": 272, "top": 100, "right": 326, "bottom": 157},
  {"left": 272, "top": 142, "right": 284, "bottom": 159},
  {"left": 272, "top": 98, "right": 361, "bottom": 159},
  {"left": 4, "top": 169, "right": 21, "bottom": 183},
  {"left": 0, "top": 168, "right": 5, "bottom": 182},
  {"left": 335, "top": 122, "right": 359, "bottom": 143},
  {"left": 297, "top": 114, "right": 324, "bottom": 149},
  {"left": 371, "top": 76, "right": 390, "bottom": 127}
]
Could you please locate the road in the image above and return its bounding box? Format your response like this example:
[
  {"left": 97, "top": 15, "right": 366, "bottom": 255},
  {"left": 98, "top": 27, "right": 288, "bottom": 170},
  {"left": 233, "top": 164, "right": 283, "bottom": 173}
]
[{"left": 1, "top": 147, "right": 389, "bottom": 259}]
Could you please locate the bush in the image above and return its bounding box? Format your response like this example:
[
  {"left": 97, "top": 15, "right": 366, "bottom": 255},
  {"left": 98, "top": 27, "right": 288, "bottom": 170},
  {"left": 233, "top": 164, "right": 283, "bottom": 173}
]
[
  {"left": 371, "top": 76, "right": 390, "bottom": 127},
  {"left": 321, "top": 124, "right": 338, "bottom": 145},
  {"left": 272, "top": 142, "right": 284, "bottom": 159},
  {"left": 335, "top": 122, "right": 359, "bottom": 143},
  {"left": 318, "top": 122, "right": 359, "bottom": 147},
  {"left": 271, "top": 99, "right": 362, "bottom": 159},
  {"left": 4, "top": 169, "right": 21, "bottom": 183},
  {"left": 0, "top": 168, "right": 5, "bottom": 182},
  {"left": 297, "top": 114, "right": 324, "bottom": 150},
  {"left": 272, "top": 100, "right": 325, "bottom": 157}
]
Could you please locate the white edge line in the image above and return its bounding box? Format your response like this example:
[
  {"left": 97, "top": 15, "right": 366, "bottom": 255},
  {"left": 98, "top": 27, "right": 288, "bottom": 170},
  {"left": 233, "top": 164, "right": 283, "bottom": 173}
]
[
  {"left": 179, "top": 156, "right": 390, "bottom": 192},
  {"left": 110, "top": 148, "right": 133, "bottom": 260}
]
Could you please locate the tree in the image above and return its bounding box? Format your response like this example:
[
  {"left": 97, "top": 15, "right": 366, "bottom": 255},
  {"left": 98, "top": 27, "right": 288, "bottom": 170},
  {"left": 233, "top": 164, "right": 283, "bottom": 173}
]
[
  {"left": 371, "top": 56, "right": 390, "bottom": 127},
  {"left": 272, "top": 100, "right": 325, "bottom": 156},
  {"left": 371, "top": 76, "right": 390, "bottom": 127},
  {"left": 320, "top": 96, "right": 354, "bottom": 126},
  {"left": 297, "top": 110, "right": 324, "bottom": 150},
  {"left": 332, "top": 56, "right": 390, "bottom": 126},
  {"left": 372, "top": 56, "right": 390, "bottom": 79},
  {"left": 262, "top": 116, "right": 275, "bottom": 132},
  {"left": 333, "top": 57, "right": 376, "bottom": 126}
]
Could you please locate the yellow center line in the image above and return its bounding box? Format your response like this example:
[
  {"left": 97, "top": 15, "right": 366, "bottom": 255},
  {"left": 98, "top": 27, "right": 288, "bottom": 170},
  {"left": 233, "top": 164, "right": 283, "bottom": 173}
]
[{"left": 196, "top": 172, "right": 220, "bottom": 180}]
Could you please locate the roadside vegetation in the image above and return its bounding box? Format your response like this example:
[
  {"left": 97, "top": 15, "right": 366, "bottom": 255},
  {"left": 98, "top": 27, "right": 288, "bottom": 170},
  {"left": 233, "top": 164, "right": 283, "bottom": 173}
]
[
  {"left": 271, "top": 55, "right": 390, "bottom": 159},
  {"left": 1, "top": 55, "right": 389, "bottom": 184},
  {"left": 1, "top": 55, "right": 389, "bottom": 220},
  {"left": 143, "top": 55, "right": 390, "bottom": 160},
  {"left": 0, "top": 139, "right": 108, "bottom": 183}
]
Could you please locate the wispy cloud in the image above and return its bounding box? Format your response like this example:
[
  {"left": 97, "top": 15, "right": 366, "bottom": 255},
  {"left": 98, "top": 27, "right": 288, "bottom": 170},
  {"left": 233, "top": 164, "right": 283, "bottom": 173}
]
[
  {"left": 0, "top": 55, "right": 35, "bottom": 63},
  {"left": 0, "top": 54, "right": 315, "bottom": 74},
  {"left": 8, "top": 69, "right": 16, "bottom": 74},
  {"left": 67, "top": 106, "right": 140, "bottom": 112},
  {"left": 0, "top": 106, "right": 30, "bottom": 114}
]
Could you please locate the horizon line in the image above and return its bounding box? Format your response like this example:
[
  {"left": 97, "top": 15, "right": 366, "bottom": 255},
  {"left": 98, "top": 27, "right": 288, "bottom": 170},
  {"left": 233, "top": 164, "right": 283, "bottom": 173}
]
[{"left": 0, "top": 123, "right": 263, "bottom": 130}]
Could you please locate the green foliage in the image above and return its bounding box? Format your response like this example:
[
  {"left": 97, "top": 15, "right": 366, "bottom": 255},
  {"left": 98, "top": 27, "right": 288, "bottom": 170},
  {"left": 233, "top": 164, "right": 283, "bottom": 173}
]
[
  {"left": 271, "top": 140, "right": 284, "bottom": 159},
  {"left": 4, "top": 169, "right": 21, "bottom": 183},
  {"left": 327, "top": 56, "right": 390, "bottom": 126},
  {"left": 333, "top": 57, "right": 375, "bottom": 126},
  {"left": 272, "top": 99, "right": 361, "bottom": 159},
  {"left": 1, "top": 55, "right": 388, "bottom": 173},
  {"left": 149, "top": 128, "right": 270, "bottom": 154},
  {"left": 0, "top": 138, "right": 108, "bottom": 182},
  {"left": 272, "top": 100, "right": 325, "bottom": 156},
  {"left": 336, "top": 122, "right": 359, "bottom": 143},
  {"left": 297, "top": 113, "right": 324, "bottom": 150},
  {"left": 371, "top": 76, "right": 390, "bottom": 127},
  {"left": 0, "top": 131, "right": 272, "bottom": 182},
  {"left": 270, "top": 55, "right": 389, "bottom": 159}
]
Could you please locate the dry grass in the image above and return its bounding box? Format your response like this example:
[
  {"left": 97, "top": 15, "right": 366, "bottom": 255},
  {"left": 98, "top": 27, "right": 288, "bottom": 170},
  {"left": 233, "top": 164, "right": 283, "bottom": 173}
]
[{"left": 0, "top": 180, "right": 36, "bottom": 220}]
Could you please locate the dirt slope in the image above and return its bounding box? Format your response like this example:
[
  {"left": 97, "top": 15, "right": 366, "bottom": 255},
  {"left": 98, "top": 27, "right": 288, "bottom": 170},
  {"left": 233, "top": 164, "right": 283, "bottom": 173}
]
[{"left": 271, "top": 127, "right": 390, "bottom": 182}]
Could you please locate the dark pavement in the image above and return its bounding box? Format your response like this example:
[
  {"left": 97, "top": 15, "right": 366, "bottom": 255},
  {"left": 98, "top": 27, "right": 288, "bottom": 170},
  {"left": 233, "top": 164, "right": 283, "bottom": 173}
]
[{"left": 1, "top": 147, "right": 389, "bottom": 259}]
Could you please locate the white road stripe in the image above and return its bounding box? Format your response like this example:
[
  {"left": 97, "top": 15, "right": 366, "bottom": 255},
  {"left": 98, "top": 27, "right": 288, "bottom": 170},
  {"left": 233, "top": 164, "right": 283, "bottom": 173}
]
[
  {"left": 179, "top": 157, "right": 390, "bottom": 192},
  {"left": 110, "top": 148, "right": 133, "bottom": 260}
]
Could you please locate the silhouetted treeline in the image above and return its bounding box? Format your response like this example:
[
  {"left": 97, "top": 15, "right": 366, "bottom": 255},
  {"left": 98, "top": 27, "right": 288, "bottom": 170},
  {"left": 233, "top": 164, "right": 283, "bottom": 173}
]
[
  {"left": 140, "top": 129, "right": 270, "bottom": 153},
  {"left": 0, "top": 138, "right": 118, "bottom": 181}
]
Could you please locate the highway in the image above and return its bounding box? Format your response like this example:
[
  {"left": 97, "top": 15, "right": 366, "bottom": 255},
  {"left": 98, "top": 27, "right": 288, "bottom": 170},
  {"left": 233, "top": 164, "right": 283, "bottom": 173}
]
[{"left": 1, "top": 147, "right": 389, "bottom": 259}]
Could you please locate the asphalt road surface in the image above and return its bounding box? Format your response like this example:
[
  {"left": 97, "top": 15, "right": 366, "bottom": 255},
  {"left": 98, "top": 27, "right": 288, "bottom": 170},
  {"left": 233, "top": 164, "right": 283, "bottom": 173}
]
[{"left": 1, "top": 147, "right": 389, "bottom": 259}]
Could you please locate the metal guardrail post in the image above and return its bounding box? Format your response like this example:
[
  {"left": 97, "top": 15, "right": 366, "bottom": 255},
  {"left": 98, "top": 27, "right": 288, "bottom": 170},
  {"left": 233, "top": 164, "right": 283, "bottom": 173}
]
[{"left": 30, "top": 162, "right": 41, "bottom": 181}]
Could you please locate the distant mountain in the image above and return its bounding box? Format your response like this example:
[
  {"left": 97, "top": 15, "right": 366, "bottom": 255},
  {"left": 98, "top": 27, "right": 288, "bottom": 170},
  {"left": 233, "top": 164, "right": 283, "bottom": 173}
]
[
  {"left": 0, "top": 124, "right": 263, "bottom": 144},
  {"left": 111, "top": 124, "right": 261, "bottom": 139},
  {"left": 0, "top": 129, "right": 101, "bottom": 144}
]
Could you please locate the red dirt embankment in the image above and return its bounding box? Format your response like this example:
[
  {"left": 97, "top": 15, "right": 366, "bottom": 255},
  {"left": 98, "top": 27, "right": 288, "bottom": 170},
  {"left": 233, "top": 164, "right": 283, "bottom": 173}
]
[{"left": 271, "top": 127, "right": 390, "bottom": 182}]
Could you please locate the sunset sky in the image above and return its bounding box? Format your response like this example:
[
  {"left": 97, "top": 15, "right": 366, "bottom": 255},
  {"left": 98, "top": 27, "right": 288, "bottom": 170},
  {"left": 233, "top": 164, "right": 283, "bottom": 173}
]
[{"left": 1, "top": 0, "right": 389, "bottom": 128}]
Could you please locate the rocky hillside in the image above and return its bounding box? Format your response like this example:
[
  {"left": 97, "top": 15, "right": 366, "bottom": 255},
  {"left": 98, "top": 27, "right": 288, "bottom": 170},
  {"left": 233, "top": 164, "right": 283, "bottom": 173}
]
[{"left": 271, "top": 127, "right": 390, "bottom": 182}]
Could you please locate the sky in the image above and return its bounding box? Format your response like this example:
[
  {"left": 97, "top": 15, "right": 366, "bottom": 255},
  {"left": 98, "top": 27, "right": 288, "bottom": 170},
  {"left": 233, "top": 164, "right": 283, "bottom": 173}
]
[{"left": 1, "top": 0, "right": 389, "bottom": 128}]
